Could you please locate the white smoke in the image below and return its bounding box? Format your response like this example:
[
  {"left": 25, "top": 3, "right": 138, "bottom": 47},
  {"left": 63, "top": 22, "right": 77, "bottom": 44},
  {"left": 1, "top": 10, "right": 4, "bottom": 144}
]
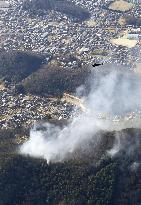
[
  {"left": 20, "top": 66, "right": 141, "bottom": 163},
  {"left": 21, "top": 114, "right": 106, "bottom": 162},
  {"left": 107, "top": 132, "right": 121, "bottom": 156}
]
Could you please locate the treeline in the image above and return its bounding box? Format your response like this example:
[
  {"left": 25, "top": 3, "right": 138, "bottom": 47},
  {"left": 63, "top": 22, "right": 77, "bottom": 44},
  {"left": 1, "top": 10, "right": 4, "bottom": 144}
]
[
  {"left": 0, "top": 128, "right": 29, "bottom": 165},
  {"left": 0, "top": 154, "right": 117, "bottom": 205},
  {"left": 23, "top": 0, "right": 90, "bottom": 21}
]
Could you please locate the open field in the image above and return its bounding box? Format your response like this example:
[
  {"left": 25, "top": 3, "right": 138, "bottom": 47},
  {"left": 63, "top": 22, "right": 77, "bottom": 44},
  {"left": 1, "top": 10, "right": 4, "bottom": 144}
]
[
  {"left": 110, "top": 38, "right": 138, "bottom": 48},
  {"left": 108, "top": 0, "right": 134, "bottom": 12}
]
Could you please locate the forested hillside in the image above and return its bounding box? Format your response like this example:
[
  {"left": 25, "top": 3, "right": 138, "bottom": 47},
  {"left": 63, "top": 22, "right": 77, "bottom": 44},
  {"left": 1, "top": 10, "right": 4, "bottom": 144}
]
[
  {"left": 0, "top": 49, "right": 90, "bottom": 96},
  {"left": 0, "top": 50, "right": 44, "bottom": 83},
  {"left": 0, "top": 128, "right": 141, "bottom": 205},
  {"left": 22, "top": 64, "right": 90, "bottom": 96},
  {"left": 23, "top": 0, "right": 90, "bottom": 21}
]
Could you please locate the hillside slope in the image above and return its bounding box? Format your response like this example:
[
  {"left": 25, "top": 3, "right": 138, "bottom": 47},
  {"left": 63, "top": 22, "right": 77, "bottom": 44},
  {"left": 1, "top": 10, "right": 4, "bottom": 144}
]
[
  {"left": 0, "top": 49, "right": 44, "bottom": 83},
  {"left": 0, "top": 127, "right": 141, "bottom": 205},
  {"left": 23, "top": 0, "right": 90, "bottom": 21},
  {"left": 22, "top": 64, "right": 90, "bottom": 96}
]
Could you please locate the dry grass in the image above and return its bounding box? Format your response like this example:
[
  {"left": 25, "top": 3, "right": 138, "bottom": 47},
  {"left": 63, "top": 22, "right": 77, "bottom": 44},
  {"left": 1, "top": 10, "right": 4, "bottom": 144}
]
[
  {"left": 110, "top": 38, "right": 138, "bottom": 48},
  {"left": 109, "top": 0, "right": 133, "bottom": 12}
]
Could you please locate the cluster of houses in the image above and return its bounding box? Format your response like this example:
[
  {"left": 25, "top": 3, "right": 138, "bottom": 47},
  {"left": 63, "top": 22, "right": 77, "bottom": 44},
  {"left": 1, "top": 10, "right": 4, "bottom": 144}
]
[
  {"left": 0, "top": 0, "right": 141, "bottom": 67},
  {"left": 0, "top": 88, "right": 79, "bottom": 129},
  {"left": 0, "top": 0, "right": 141, "bottom": 128}
]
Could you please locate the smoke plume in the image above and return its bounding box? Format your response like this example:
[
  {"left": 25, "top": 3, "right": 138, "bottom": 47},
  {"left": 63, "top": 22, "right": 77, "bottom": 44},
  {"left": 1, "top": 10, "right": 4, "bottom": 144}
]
[{"left": 20, "top": 65, "right": 141, "bottom": 163}]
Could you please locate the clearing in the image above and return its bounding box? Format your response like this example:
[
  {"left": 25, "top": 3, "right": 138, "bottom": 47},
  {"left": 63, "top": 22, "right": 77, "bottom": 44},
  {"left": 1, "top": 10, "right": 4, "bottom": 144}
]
[
  {"left": 108, "top": 0, "right": 134, "bottom": 12},
  {"left": 110, "top": 38, "right": 138, "bottom": 48}
]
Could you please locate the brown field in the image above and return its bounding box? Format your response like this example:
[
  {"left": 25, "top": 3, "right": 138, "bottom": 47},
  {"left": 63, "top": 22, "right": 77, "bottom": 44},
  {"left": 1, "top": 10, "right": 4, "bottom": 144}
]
[
  {"left": 110, "top": 38, "right": 138, "bottom": 48},
  {"left": 109, "top": 0, "right": 134, "bottom": 12}
]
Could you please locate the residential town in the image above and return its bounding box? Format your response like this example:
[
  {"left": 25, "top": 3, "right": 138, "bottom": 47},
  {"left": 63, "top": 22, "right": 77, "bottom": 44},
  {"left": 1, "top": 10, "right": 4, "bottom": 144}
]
[
  {"left": 0, "top": 0, "right": 141, "bottom": 67},
  {"left": 1, "top": 0, "right": 141, "bottom": 129},
  {"left": 0, "top": 84, "right": 82, "bottom": 129},
  {"left": 1, "top": 81, "right": 141, "bottom": 130}
]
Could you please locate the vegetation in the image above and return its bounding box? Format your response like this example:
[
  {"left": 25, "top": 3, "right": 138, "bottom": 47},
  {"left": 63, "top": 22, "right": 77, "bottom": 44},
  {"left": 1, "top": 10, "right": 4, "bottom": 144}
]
[
  {"left": 0, "top": 47, "right": 141, "bottom": 204},
  {"left": 91, "top": 50, "right": 109, "bottom": 56},
  {"left": 23, "top": 64, "right": 90, "bottom": 96},
  {"left": 0, "top": 128, "right": 29, "bottom": 166},
  {"left": 23, "top": 0, "right": 90, "bottom": 21},
  {"left": 0, "top": 49, "right": 44, "bottom": 83},
  {"left": 0, "top": 127, "right": 141, "bottom": 205},
  {"left": 0, "top": 154, "right": 117, "bottom": 205},
  {"left": 125, "top": 15, "right": 141, "bottom": 26},
  {"left": 0, "top": 49, "right": 90, "bottom": 96}
]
